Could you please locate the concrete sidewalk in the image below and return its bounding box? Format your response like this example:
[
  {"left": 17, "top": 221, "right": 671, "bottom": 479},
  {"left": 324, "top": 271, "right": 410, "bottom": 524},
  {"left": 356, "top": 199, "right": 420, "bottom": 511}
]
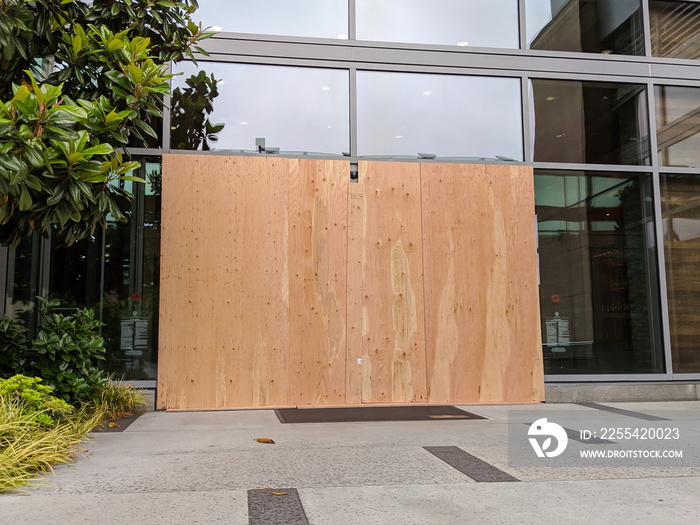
[{"left": 1, "top": 402, "right": 699, "bottom": 524}]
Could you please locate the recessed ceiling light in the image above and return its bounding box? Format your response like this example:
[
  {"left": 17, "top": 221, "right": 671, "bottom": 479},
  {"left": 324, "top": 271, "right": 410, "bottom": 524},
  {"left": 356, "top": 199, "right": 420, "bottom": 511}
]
[
  {"left": 337, "top": 33, "right": 348, "bottom": 40},
  {"left": 394, "top": 135, "right": 403, "bottom": 139},
  {"left": 457, "top": 41, "right": 469, "bottom": 46},
  {"left": 327, "top": 125, "right": 332, "bottom": 129},
  {"left": 321, "top": 86, "right": 331, "bottom": 91},
  {"left": 546, "top": 96, "right": 555, "bottom": 101},
  {"left": 240, "top": 121, "right": 248, "bottom": 125},
  {"left": 423, "top": 90, "right": 432, "bottom": 95},
  {"left": 210, "top": 26, "right": 223, "bottom": 32}
]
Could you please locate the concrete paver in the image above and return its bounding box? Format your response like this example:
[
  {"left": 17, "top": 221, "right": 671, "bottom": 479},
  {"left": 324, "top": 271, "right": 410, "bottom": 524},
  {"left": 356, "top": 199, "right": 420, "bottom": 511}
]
[{"left": 1, "top": 402, "right": 699, "bottom": 524}]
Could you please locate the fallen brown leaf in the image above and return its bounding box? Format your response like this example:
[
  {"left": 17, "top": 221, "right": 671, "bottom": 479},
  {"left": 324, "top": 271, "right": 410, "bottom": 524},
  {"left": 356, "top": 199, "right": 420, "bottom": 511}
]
[{"left": 254, "top": 438, "right": 275, "bottom": 444}]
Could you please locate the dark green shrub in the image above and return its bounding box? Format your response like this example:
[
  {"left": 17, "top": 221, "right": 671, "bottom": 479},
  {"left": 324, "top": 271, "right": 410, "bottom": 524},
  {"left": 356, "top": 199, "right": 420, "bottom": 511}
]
[
  {"left": 0, "top": 375, "right": 73, "bottom": 426},
  {"left": 0, "top": 317, "right": 29, "bottom": 378},
  {"left": 29, "top": 298, "right": 108, "bottom": 404}
]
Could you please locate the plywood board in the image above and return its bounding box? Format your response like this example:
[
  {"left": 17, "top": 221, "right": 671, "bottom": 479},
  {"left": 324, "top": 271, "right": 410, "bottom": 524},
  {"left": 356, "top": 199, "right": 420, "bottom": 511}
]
[
  {"left": 358, "top": 161, "right": 428, "bottom": 403},
  {"left": 159, "top": 155, "right": 290, "bottom": 409},
  {"left": 346, "top": 184, "right": 365, "bottom": 403},
  {"left": 159, "top": 155, "right": 543, "bottom": 409},
  {"left": 421, "top": 163, "right": 544, "bottom": 403},
  {"left": 288, "top": 159, "right": 349, "bottom": 405}
]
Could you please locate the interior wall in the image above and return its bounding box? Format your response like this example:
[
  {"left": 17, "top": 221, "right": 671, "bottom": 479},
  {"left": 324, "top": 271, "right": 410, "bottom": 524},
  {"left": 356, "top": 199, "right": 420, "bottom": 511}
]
[{"left": 158, "top": 154, "right": 543, "bottom": 409}]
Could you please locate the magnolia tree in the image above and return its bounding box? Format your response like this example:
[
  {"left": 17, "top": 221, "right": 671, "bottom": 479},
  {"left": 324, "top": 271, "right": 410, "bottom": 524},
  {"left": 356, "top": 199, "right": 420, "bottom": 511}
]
[{"left": 0, "top": 0, "right": 212, "bottom": 247}]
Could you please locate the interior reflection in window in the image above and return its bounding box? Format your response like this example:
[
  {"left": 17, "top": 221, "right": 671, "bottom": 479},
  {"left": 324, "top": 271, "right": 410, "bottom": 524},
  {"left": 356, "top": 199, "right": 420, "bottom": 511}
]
[
  {"left": 193, "top": 0, "right": 348, "bottom": 39},
  {"left": 535, "top": 170, "right": 664, "bottom": 375},
  {"left": 171, "top": 62, "right": 350, "bottom": 155},
  {"left": 526, "top": 0, "right": 644, "bottom": 55},
  {"left": 357, "top": 71, "right": 523, "bottom": 160},
  {"left": 531, "top": 79, "right": 650, "bottom": 165},
  {"left": 356, "top": 0, "right": 519, "bottom": 49},
  {"left": 650, "top": 1, "right": 700, "bottom": 59},
  {"left": 655, "top": 85, "right": 700, "bottom": 167},
  {"left": 661, "top": 174, "right": 700, "bottom": 373}
]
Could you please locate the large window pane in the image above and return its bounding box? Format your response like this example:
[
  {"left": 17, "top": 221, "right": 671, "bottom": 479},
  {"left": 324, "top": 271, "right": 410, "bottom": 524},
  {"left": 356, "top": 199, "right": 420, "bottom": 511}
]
[
  {"left": 171, "top": 62, "right": 350, "bottom": 155},
  {"left": 661, "top": 174, "right": 700, "bottom": 373},
  {"left": 193, "top": 0, "right": 348, "bottom": 39},
  {"left": 45, "top": 161, "right": 161, "bottom": 381},
  {"left": 531, "top": 79, "right": 650, "bottom": 165},
  {"left": 656, "top": 85, "right": 700, "bottom": 167},
  {"left": 356, "top": 0, "right": 519, "bottom": 48},
  {"left": 650, "top": 1, "right": 700, "bottom": 59},
  {"left": 357, "top": 72, "right": 523, "bottom": 159},
  {"left": 3, "top": 235, "right": 43, "bottom": 334},
  {"left": 536, "top": 170, "right": 663, "bottom": 375},
  {"left": 526, "top": 0, "right": 644, "bottom": 55}
]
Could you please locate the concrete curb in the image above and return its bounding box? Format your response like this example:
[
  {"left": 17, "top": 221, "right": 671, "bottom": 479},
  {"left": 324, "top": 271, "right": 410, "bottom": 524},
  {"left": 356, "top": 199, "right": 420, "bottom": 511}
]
[{"left": 545, "top": 383, "right": 700, "bottom": 403}]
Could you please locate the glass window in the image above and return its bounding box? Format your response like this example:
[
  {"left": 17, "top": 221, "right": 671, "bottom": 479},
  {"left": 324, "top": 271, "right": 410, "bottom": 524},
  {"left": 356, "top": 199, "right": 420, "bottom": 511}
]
[
  {"left": 193, "top": 0, "right": 348, "bottom": 39},
  {"left": 44, "top": 161, "right": 161, "bottom": 380},
  {"left": 531, "top": 79, "right": 650, "bottom": 165},
  {"left": 655, "top": 85, "right": 700, "bottom": 167},
  {"left": 3, "top": 235, "right": 43, "bottom": 334},
  {"left": 526, "top": 0, "right": 644, "bottom": 55},
  {"left": 357, "top": 71, "right": 523, "bottom": 159},
  {"left": 650, "top": 1, "right": 700, "bottom": 59},
  {"left": 171, "top": 62, "right": 350, "bottom": 155},
  {"left": 356, "top": 0, "right": 519, "bottom": 49},
  {"left": 661, "top": 174, "right": 700, "bottom": 373},
  {"left": 536, "top": 170, "right": 664, "bottom": 375}
]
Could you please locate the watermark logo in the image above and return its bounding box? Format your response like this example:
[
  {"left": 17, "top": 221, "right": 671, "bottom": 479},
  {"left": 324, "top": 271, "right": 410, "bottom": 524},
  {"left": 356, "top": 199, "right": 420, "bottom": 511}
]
[{"left": 528, "top": 418, "right": 568, "bottom": 458}]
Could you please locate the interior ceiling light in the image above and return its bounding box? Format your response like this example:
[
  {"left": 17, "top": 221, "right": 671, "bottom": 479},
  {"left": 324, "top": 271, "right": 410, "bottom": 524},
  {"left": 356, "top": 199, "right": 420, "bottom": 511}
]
[
  {"left": 217, "top": 80, "right": 225, "bottom": 85},
  {"left": 423, "top": 90, "right": 432, "bottom": 95},
  {"left": 321, "top": 86, "right": 331, "bottom": 91},
  {"left": 394, "top": 135, "right": 403, "bottom": 139},
  {"left": 457, "top": 41, "right": 469, "bottom": 46},
  {"left": 210, "top": 26, "right": 223, "bottom": 32},
  {"left": 546, "top": 96, "right": 556, "bottom": 101},
  {"left": 240, "top": 121, "right": 248, "bottom": 125}
]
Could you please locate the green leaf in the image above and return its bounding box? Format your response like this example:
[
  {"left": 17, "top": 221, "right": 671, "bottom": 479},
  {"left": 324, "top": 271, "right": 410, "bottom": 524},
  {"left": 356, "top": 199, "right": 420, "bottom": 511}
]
[
  {"left": 67, "top": 152, "right": 86, "bottom": 165},
  {"left": 47, "top": 185, "right": 65, "bottom": 206},
  {"left": 126, "top": 65, "right": 143, "bottom": 84},
  {"left": 103, "top": 70, "right": 131, "bottom": 91},
  {"left": 73, "top": 34, "right": 83, "bottom": 55},
  {"left": 24, "top": 146, "right": 45, "bottom": 168},
  {"left": 119, "top": 175, "right": 147, "bottom": 183},
  {"left": 12, "top": 85, "right": 30, "bottom": 103},
  {"left": 134, "top": 119, "right": 158, "bottom": 139},
  {"left": 82, "top": 144, "right": 114, "bottom": 156},
  {"left": 83, "top": 174, "right": 107, "bottom": 183},
  {"left": 25, "top": 70, "right": 45, "bottom": 106},
  {"left": 19, "top": 185, "right": 32, "bottom": 211},
  {"left": 50, "top": 105, "right": 87, "bottom": 119}
]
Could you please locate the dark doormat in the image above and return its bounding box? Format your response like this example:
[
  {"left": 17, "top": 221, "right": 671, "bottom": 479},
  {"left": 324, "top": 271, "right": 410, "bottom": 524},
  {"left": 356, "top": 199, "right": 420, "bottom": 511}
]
[
  {"left": 275, "top": 406, "right": 484, "bottom": 424},
  {"left": 94, "top": 413, "right": 142, "bottom": 432}
]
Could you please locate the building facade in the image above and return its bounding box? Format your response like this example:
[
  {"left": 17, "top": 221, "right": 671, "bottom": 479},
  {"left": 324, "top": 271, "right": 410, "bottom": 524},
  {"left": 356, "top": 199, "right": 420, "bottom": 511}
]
[{"left": 3, "top": 0, "right": 700, "bottom": 400}]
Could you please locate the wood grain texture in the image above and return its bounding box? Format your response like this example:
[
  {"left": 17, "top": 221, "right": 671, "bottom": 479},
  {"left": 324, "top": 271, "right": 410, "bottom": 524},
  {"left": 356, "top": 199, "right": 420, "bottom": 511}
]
[
  {"left": 159, "top": 155, "right": 290, "bottom": 409},
  {"left": 359, "top": 161, "right": 428, "bottom": 403},
  {"left": 421, "top": 163, "right": 544, "bottom": 403},
  {"left": 159, "top": 155, "right": 543, "bottom": 409},
  {"left": 346, "top": 184, "right": 365, "bottom": 404},
  {"left": 288, "top": 159, "right": 348, "bottom": 405}
]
